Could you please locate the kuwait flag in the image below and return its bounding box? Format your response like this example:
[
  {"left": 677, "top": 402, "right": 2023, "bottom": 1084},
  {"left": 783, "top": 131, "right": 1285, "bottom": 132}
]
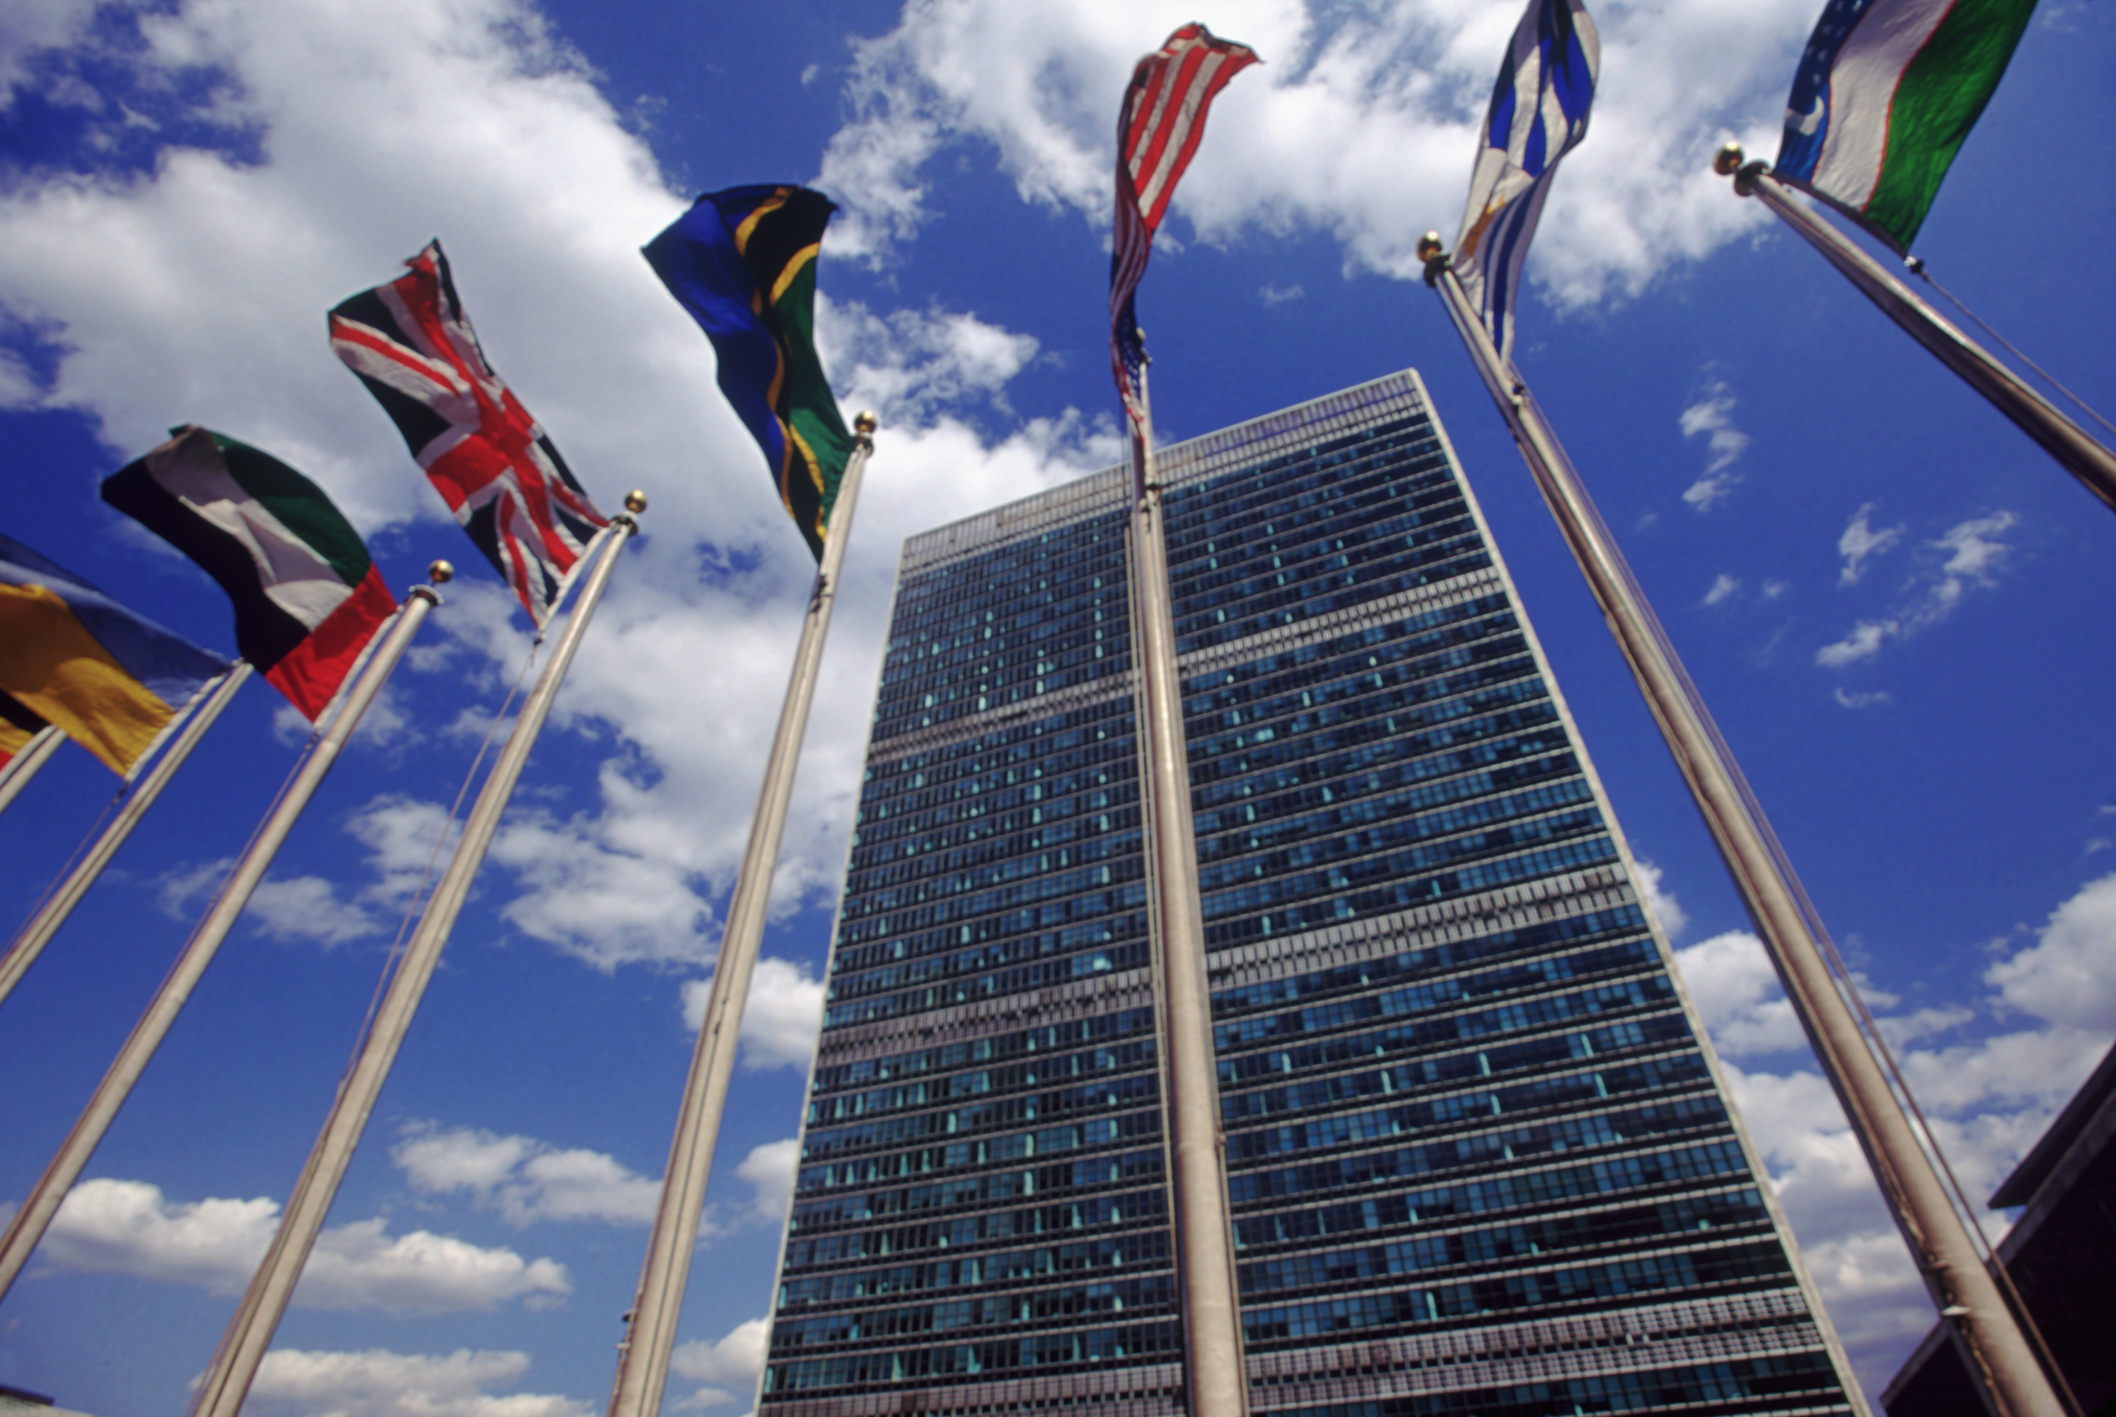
[
  {"left": 103, "top": 427, "right": 399, "bottom": 721},
  {"left": 1773, "top": 0, "right": 2035, "bottom": 251}
]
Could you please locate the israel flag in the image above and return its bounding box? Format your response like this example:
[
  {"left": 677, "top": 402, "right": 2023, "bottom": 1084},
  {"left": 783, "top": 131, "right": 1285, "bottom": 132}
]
[{"left": 1453, "top": 0, "right": 1600, "bottom": 363}]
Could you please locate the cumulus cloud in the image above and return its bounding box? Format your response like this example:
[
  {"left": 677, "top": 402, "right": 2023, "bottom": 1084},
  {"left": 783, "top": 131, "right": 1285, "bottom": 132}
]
[
  {"left": 669, "top": 1317, "right": 770, "bottom": 1412},
  {"left": 734, "top": 1139, "right": 801, "bottom": 1223},
  {"left": 391, "top": 1123, "right": 662, "bottom": 1227},
  {"left": 244, "top": 1348, "right": 589, "bottom": 1417},
  {"left": 815, "top": 0, "right": 1816, "bottom": 308},
  {"left": 1815, "top": 509, "right": 2018, "bottom": 668},
  {"left": 681, "top": 956, "right": 826, "bottom": 1071},
  {"left": 1673, "top": 872, "right": 2116, "bottom": 1384},
  {"left": 36, "top": 1178, "right": 569, "bottom": 1311},
  {"left": 1679, "top": 380, "right": 1749, "bottom": 511},
  {"left": 1631, "top": 858, "right": 1688, "bottom": 940},
  {"left": 245, "top": 874, "right": 384, "bottom": 946},
  {"left": 1703, "top": 573, "right": 1740, "bottom": 606},
  {"left": 0, "top": 0, "right": 1113, "bottom": 1005}
]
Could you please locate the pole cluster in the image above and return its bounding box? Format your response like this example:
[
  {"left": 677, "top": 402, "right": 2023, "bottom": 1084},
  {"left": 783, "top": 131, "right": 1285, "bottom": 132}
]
[{"left": 1418, "top": 231, "right": 2070, "bottom": 1417}]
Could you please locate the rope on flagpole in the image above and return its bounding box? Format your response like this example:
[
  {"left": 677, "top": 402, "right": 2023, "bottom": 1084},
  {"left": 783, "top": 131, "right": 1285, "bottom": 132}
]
[
  {"left": 339, "top": 610, "right": 543, "bottom": 1086},
  {"left": 1906, "top": 262, "right": 2116, "bottom": 441}
]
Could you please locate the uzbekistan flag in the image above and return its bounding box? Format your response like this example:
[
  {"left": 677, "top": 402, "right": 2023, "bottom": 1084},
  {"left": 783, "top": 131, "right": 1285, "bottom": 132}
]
[
  {"left": 1110, "top": 24, "right": 1259, "bottom": 434},
  {"left": 644, "top": 186, "right": 855, "bottom": 562},
  {"left": 1453, "top": 0, "right": 1599, "bottom": 364},
  {"left": 102, "top": 426, "right": 400, "bottom": 722},
  {"left": 0, "top": 533, "right": 231, "bottom": 777},
  {"left": 0, "top": 692, "right": 50, "bottom": 768},
  {"left": 1773, "top": 0, "right": 2035, "bottom": 251},
  {"left": 330, "top": 241, "right": 608, "bottom": 625}
]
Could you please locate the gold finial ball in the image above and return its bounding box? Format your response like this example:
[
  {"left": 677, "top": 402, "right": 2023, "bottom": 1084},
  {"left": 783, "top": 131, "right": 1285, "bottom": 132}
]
[
  {"left": 427, "top": 559, "right": 454, "bottom": 585},
  {"left": 1713, "top": 142, "right": 1746, "bottom": 177},
  {"left": 1416, "top": 232, "right": 1444, "bottom": 262},
  {"left": 854, "top": 411, "right": 879, "bottom": 436},
  {"left": 624, "top": 490, "right": 648, "bottom": 514}
]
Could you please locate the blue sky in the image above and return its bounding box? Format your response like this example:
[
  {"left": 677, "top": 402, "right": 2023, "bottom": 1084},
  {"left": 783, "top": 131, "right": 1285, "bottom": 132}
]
[{"left": 1, "top": 1, "right": 2112, "bottom": 1414}]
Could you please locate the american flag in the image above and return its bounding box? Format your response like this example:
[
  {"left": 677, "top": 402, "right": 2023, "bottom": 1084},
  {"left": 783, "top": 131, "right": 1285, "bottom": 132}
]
[
  {"left": 1110, "top": 24, "right": 1259, "bottom": 436},
  {"left": 330, "top": 241, "right": 607, "bottom": 626},
  {"left": 1451, "top": 0, "right": 1599, "bottom": 364}
]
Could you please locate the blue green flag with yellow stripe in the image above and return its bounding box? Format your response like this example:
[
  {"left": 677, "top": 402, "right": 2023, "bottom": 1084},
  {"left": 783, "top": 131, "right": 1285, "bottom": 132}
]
[{"left": 643, "top": 185, "right": 854, "bottom": 561}]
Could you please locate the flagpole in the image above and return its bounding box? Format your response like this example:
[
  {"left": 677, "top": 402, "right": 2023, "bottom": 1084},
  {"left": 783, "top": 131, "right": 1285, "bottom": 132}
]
[
  {"left": 0, "top": 664, "right": 253, "bottom": 1010},
  {"left": 0, "top": 725, "right": 64, "bottom": 816},
  {"left": 0, "top": 569, "right": 448, "bottom": 1303},
  {"left": 607, "top": 421, "right": 876, "bottom": 1417},
  {"left": 1715, "top": 144, "right": 2116, "bottom": 515},
  {"left": 1417, "top": 234, "right": 2067, "bottom": 1417},
  {"left": 189, "top": 503, "right": 643, "bottom": 1417},
  {"left": 1128, "top": 350, "right": 1251, "bottom": 1417}
]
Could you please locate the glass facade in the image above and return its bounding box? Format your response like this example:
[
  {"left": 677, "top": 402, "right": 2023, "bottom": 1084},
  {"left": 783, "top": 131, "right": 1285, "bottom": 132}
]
[{"left": 760, "top": 372, "right": 1863, "bottom": 1417}]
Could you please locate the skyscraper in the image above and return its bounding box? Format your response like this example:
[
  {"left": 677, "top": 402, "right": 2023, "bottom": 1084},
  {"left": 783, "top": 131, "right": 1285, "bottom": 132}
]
[{"left": 760, "top": 371, "right": 1864, "bottom": 1417}]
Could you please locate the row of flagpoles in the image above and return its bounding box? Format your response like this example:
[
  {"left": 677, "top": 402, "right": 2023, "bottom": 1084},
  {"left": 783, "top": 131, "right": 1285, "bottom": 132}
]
[{"left": 3, "top": 0, "right": 2109, "bottom": 1413}]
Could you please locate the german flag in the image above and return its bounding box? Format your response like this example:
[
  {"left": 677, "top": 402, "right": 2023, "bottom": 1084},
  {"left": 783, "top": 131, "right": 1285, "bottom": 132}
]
[{"left": 643, "top": 185, "right": 855, "bottom": 562}]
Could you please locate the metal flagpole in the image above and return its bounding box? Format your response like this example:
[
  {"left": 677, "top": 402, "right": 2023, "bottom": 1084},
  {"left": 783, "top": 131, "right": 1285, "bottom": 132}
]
[
  {"left": 0, "top": 569, "right": 448, "bottom": 1302},
  {"left": 190, "top": 502, "right": 644, "bottom": 1417},
  {"left": 1127, "top": 349, "right": 1250, "bottom": 1417},
  {"left": 607, "top": 419, "right": 876, "bottom": 1417},
  {"left": 1715, "top": 143, "right": 2116, "bottom": 516},
  {"left": 0, "top": 724, "right": 64, "bottom": 816},
  {"left": 1416, "top": 233, "right": 2069, "bottom": 1417},
  {"left": 0, "top": 663, "right": 253, "bottom": 1010}
]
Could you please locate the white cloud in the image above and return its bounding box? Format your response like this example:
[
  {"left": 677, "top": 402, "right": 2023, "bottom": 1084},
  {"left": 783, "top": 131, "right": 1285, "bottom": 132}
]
[
  {"left": 391, "top": 1122, "right": 662, "bottom": 1227},
  {"left": 1259, "top": 283, "right": 1305, "bottom": 306},
  {"left": 35, "top": 1178, "right": 569, "bottom": 1312},
  {"left": 1631, "top": 858, "right": 1687, "bottom": 940},
  {"left": 1836, "top": 503, "right": 1904, "bottom": 587},
  {"left": 816, "top": 0, "right": 1818, "bottom": 308},
  {"left": 244, "top": 874, "right": 383, "bottom": 946},
  {"left": 1679, "top": 380, "right": 1749, "bottom": 511},
  {"left": 1703, "top": 573, "right": 1740, "bottom": 606},
  {"left": 244, "top": 1348, "right": 590, "bottom": 1417},
  {"left": 734, "top": 1139, "right": 801, "bottom": 1222},
  {"left": 1832, "top": 687, "right": 1889, "bottom": 709},
  {"left": 1817, "top": 510, "right": 2018, "bottom": 668},
  {"left": 681, "top": 957, "right": 826, "bottom": 1072},
  {"left": 669, "top": 1317, "right": 769, "bottom": 1413},
  {"left": 1670, "top": 871, "right": 2116, "bottom": 1385}
]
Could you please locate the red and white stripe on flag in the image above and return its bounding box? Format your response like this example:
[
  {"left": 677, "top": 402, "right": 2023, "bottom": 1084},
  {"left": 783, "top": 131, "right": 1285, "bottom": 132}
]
[{"left": 1109, "top": 23, "right": 1259, "bottom": 431}]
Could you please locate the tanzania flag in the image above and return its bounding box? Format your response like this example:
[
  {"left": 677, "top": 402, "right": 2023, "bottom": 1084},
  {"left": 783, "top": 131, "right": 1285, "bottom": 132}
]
[
  {"left": 1774, "top": 0, "right": 2035, "bottom": 251},
  {"left": 643, "top": 186, "right": 854, "bottom": 561},
  {"left": 0, "top": 692, "right": 49, "bottom": 767},
  {"left": 102, "top": 426, "right": 399, "bottom": 721},
  {"left": 330, "top": 241, "right": 607, "bottom": 625},
  {"left": 1454, "top": 0, "right": 1600, "bottom": 364},
  {"left": 0, "top": 533, "right": 231, "bottom": 776}
]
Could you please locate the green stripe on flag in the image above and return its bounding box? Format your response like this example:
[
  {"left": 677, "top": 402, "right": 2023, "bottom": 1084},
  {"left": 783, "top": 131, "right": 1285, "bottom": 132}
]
[
  {"left": 206, "top": 432, "right": 375, "bottom": 589},
  {"left": 1865, "top": 0, "right": 2036, "bottom": 248},
  {"left": 771, "top": 257, "right": 854, "bottom": 539}
]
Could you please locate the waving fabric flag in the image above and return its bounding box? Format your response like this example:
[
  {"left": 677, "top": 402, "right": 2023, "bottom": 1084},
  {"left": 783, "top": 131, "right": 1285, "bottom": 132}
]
[
  {"left": 0, "top": 533, "right": 231, "bottom": 776},
  {"left": 102, "top": 426, "right": 400, "bottom": 721},
  {"left": 643, "top": 186, "right": 855, "bottom": 562},
  {"left": 1110, "top": 23, "right": 1259, "bottom": 430},
  {"left": 0, "top": 692, "right": 49, "bottom": 767},
  {"left": 330, "top": 241, "right": 607, "bottom": 625},
  {"left": 1453, "top": 0, "right": 1600, "bottom": 364},
  {"left": 1773, "top": 0, "right": 2033, "bottom": 251}
]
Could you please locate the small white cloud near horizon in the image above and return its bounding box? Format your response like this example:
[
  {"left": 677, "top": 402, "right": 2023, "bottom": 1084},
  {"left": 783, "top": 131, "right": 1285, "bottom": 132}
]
[
  {"left": 391, "top": 1122, "right": 662, "bottom": 1228},
  {"left": 243, "top": 1347, "right": 590, "bottom": 1417},
  {"left": 682, "top": 956, "right": 826, "bottom": 1071},
  {"left": 670, "top": 1316, "right": 770, "bottom": 1414},
  {"left": 31, "top": 1178, "right": 569, "bottom": 1312}
]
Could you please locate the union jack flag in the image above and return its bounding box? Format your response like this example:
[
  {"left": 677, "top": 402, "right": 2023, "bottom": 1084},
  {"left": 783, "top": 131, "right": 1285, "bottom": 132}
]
[
  {"left": 1110, "top": 24, "right": 1258, "bottom": 442},
  {"left": 330, "top": 241, "right": 607, "bottom": 625}
]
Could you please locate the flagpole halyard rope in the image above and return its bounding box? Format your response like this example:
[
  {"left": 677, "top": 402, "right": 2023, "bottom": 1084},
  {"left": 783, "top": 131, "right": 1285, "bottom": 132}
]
[{"left": 1909, "top": 263, "right": 2116, "bottom": 441}]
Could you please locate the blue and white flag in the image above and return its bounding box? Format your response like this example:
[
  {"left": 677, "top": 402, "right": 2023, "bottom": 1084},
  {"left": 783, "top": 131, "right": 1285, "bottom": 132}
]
[{"left": 1452, "top": 0, "right": 1600, "bottom": 363}]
